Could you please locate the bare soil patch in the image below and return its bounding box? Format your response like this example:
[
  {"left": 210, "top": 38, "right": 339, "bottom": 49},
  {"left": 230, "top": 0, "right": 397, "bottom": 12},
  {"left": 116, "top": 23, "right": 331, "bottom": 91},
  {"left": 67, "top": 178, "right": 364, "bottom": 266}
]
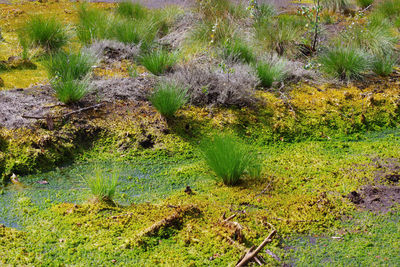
[{"left": 347, "top": 157, "right": 400, "bottom": 213}]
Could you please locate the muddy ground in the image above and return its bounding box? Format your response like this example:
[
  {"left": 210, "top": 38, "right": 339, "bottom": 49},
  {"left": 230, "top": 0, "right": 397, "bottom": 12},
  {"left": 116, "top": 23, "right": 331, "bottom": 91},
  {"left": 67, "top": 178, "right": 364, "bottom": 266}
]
[{"left": 347, "top": 157, "right": 400, "bottom": 213}]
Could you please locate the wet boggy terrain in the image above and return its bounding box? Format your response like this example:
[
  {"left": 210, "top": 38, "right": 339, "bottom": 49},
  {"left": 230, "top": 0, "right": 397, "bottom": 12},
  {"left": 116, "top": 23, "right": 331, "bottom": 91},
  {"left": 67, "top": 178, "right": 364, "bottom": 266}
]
[{"left": 1, "top": 0, "right": 400, "bottom": 266}]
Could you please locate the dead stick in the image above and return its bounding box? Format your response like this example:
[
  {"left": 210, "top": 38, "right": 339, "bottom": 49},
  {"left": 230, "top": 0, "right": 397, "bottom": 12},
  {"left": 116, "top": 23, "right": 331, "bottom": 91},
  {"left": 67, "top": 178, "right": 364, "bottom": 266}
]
[
  {"left": 223, "top": 214, "right": 236, "bottom": 222},
  {"left": 22, "top": 103, "right": 105, "bottom": 120},
  {"left": 235, "top": 230, "right": 277, "bottom": 267}
]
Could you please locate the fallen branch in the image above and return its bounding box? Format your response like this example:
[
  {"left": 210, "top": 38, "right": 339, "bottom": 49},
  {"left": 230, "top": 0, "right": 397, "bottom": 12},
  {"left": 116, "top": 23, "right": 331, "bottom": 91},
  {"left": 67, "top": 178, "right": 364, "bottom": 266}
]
[
  {"left": 22, "top": 103, "right": 106, "bottom": 120},
  {"left": 235, "top": 230, "right": 277, "bottom": 267}
]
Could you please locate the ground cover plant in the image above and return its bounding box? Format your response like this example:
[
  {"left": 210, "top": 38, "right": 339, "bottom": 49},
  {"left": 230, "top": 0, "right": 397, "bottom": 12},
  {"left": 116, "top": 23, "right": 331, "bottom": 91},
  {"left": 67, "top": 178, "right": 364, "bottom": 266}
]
[{"left": 1, "top": 0, "right": 400, "bottom": 265}]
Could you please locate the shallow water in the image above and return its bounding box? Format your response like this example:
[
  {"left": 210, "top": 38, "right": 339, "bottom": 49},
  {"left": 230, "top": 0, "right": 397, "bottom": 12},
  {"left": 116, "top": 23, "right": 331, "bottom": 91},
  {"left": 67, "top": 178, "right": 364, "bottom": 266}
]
[{"left": 0, "top": 158, "right": 199, "bottom": 229}]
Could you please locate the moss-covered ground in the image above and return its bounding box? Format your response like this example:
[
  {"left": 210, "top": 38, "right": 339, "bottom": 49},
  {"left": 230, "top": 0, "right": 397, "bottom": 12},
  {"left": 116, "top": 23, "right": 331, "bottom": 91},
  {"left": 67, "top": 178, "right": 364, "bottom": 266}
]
[
  {"left": 1, "top": 129, "right": 400, "bottom": 265},
  {"left": 1, "top": 0, "right": 400, "bottom": 265}
]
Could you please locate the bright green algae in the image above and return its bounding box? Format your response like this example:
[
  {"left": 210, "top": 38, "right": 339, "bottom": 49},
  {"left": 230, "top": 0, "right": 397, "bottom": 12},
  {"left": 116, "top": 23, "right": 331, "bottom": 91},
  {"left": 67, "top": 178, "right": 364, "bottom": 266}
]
[{"left": 1, "top": 129, "right": 400, "bottom": 266}]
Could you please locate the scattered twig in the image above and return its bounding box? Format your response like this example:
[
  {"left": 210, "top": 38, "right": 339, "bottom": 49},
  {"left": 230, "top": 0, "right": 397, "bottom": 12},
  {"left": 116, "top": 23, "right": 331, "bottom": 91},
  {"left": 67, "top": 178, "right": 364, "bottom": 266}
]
[
  {"left": 265, "top": 249, "right": 281, "bottom": 262},
  {"left": 223, "top": 214, "right": 236, "bottom": 223},
  {"left": 235, "top": 230, "right": 277, "bottom": 267},
  {"left": 22, "top": 103, "right": 106, "bottom": 120}
]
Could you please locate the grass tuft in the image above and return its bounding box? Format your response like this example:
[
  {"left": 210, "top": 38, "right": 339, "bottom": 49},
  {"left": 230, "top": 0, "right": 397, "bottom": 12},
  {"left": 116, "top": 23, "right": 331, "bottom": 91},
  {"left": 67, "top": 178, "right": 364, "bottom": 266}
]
[
  {"left": 255, "top": 59, "right": 288, "bottom": 88},
  {"left": 222, "top": 38, "right": 256, "bottom": 63},
  {"left": 24, "top": 15, "right": 68, "bottom": 52},
  {"left": 45, "top": 51, "right": 96, "bottom": 81},
  {"left": 86, "top": 169, "right": 119, "bottom": 204},
  {"left": 150, "top": 81, "right": 188, "bottom": 117},
  {"left": 76, "top": 4, "right": 110, "bottom": 44},
  {"left": 140, "top": 49, "right": 178, "bottom": 75},
  {"left": 51, "top": 79, "right": 91, "bottom": 105},
  {"left": 372, "top": 54, "right": 397, "bottom": 76},
  {"left": 319, "top": 47, "right": 370, "bottom": 81},
  {"left": 116, "top": 1, "right": 147, "bottom": 19},
  {"left": 202, "top": 133, "right": 259, "bottom": 185}
]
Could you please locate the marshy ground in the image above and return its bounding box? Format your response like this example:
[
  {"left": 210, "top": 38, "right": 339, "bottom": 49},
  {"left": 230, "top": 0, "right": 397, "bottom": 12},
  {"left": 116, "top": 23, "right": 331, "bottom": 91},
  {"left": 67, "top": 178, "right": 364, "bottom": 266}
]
[{"left": 1, "top": 0, "right": 400, "bottom": 266}]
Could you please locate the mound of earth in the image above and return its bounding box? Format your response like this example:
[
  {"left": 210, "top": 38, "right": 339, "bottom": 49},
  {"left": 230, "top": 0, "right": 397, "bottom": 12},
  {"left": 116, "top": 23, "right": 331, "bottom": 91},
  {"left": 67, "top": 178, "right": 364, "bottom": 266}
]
[{"left": 0, "top": 75, "right": 154, "bottom": 129}]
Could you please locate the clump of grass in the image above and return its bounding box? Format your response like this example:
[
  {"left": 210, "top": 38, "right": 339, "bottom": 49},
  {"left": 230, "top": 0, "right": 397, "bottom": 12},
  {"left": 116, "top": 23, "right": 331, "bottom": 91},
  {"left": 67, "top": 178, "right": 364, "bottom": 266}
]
[
  {"left": 76, "top": 4, "right": 110, "bottom": 44},
  {"left": 201, "top": 134, "right": 258, "bottom": 186},
  {"left": 51, "top": 79, "right": 91, "bottom": 105},
  {"left": 150, "top": 81, "right": 188, "bottom": 117},
  {"left": 322, "top": 0, "right": 351, "bottom": 13},
  {"left": 24, "top": 15, "right": 68, "bottom": 52},
  {"left": 319, "top": 47, "right": 370, "bottom": 81},
  {"left": 255, "top": 59, "right": 288, "bottom": 88},
  {"left": 86, "top": 169, "right": 119, "bottom": 204},
  {"left": 340, "top": 20, "right": 398, "bottom": 56},
  {"left": 255, "top": 14, "right": 305, "bottom": 55},
  {"left": 255, "top": 3, "right": 276, "bottom": 23},
  {"left": 191, "top": 19, "right": 236, "bottom": 45},
  {"left": 116, "top": 1, "right": 147, "bottom": 19},
  {"left": 375, "top": 0, "right": 400, "bottom": 23},
  {"left": 196, "top": 0, "right": 231, "bottom": 20},
  {"left": 45, "top": 51, "right": 96, "bottom": 81},
  {"left": 372, "top": 54, "right": 397, "bottom": 76},
  {"left": 356, "top": 0, "right": 374, "bottom": 8},
  {"left": 139, "top": 49, "right": 178, "bottom": 75},
  {"left": 222, "top": 38, "right": 256, "bottom": 63},
  {"left": 110, "top": 19, "right": 143, "bottom": 45}
]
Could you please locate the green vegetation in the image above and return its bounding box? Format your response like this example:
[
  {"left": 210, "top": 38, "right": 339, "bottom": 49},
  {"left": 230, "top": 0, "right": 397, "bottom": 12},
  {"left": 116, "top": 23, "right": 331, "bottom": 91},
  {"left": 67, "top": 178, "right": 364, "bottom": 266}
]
[
  {"left": 150, "top": 81, "right": 188, "bottom": 117},
  {"left": 116, "top": 1, "right": 147, "bottom": 19},
  {"left": 255, "top": 14, "right": 305, "bottom": 55},
  {"left": 256, "top": 60, "right": 288, "bottom": 88},
  {"left": 2, "top": 0, "right": 400, "bottom": 265},
  {"left": 356, "top": 0, "right": 374, "bottom": 8},
  {"left": 45, "top": 51, "right": 96, "bottom": 81},
  {"left": 322, "top": 0, "right": 351, "bottom": 12},
  {"left": 375, "top": 0, "right": 400, "bottom": 24},
  {"left": 139, "top": 49, "right": 178, "bottom": 75},
  {"left": 372, "top": 54, "right": 397, "bottom": 76},
  {"left": 24, "top": 15, "right": 68, "bottom": 52},
  {"left": 340, "top": 21, "right": 398, "bottom": 56},
  {"left": 76, "top": 4, "right": 109, "bottom": 44},
  {"left": 319, "top": 47, "right": 370, "bottom": 81},
  {"left": 85, "top": 169, "right": 119, "bottom": 204},
  {"left": 222, "top": 38, "right": 255, "bottom": 63},
  {"left": 51, "top": 79, "right": 91, "bottom": 104},
  {"left": 201, "top": 134, "right": 257, "bottom": 185}
]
